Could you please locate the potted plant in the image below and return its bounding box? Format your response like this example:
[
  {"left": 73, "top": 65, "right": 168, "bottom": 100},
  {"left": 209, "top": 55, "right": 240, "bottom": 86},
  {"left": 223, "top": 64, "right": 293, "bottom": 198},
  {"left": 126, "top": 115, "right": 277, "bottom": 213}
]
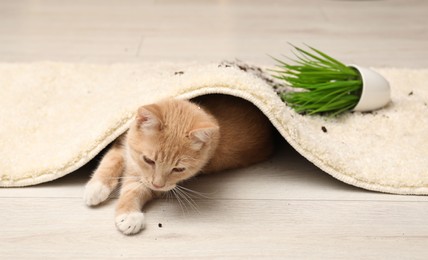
[{"left": 271, "top": 45, "right": 391, "bottom": 116}]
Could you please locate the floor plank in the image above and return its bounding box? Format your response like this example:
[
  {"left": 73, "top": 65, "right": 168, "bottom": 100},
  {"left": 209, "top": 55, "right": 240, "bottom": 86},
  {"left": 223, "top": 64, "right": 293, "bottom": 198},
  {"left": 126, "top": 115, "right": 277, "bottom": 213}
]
[
  {"left": 1, "top": 197, "right": 428, "bottom": 259},
  {"left": 0, "top": 0, "right": 427, "bottom": 67}
]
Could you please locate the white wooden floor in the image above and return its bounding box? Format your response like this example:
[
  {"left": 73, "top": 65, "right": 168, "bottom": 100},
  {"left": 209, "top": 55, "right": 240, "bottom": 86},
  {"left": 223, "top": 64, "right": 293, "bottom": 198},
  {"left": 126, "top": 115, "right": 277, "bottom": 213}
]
[{"left": 1, "top": 0, "right": 428, "bottom": 259}]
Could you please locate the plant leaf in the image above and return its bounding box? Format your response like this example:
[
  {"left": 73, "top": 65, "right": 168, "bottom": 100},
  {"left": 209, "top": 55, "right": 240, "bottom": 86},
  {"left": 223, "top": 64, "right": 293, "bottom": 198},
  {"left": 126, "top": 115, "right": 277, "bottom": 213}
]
[{"left": 271, "top": 44, "right": 363, "bottom": 116}]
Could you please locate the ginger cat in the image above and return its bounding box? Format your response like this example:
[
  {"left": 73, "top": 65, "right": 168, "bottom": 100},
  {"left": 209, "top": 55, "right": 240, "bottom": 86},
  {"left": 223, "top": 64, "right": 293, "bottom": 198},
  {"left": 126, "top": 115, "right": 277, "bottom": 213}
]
[{"left": 84, "top": 94, "right": 274, "bottom": 235}]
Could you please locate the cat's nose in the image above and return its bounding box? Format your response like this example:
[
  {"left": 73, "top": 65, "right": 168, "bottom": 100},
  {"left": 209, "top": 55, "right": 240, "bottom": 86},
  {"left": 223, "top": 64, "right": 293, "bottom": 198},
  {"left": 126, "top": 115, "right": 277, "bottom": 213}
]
[{"left": 152, "top": 182, "right": 165, "bottom": 189}]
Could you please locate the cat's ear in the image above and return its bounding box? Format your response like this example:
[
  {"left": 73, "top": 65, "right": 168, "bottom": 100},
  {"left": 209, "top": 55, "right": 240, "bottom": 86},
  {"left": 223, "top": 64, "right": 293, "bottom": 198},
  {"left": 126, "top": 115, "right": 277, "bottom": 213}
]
[
  {"left": 136, "top": 105, "right": 162, "bottom": 132},
  {"left": 189, "top": 124, "right": 219, "bottom": 150}
]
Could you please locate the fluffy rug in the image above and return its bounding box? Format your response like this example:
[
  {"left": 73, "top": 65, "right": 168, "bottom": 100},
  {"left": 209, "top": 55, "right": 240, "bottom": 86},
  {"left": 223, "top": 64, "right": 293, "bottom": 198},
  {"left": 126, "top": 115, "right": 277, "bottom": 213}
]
[{"left": 0, "top": 61, "right": 427, "bottom": 195}]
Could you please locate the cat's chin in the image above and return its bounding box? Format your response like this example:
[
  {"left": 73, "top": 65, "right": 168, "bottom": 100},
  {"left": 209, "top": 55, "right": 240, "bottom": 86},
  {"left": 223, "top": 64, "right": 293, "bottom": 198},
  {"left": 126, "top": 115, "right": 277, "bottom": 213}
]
[{"left": 148, "top": 184, "right": 176, "bottom": 192}]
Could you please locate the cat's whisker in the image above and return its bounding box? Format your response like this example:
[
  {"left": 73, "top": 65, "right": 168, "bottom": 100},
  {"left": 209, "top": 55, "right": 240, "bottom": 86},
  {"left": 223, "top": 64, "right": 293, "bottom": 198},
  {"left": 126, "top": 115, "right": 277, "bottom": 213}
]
[
  {"left": 176, "top": 189, "right": 193, "bottom": 214},
  {"left": 177, "top": 189, "right": 193, "bottom": 213},
  {"left": 167, "top": 190, "right": 175, "bottom": 203},
  {"left": 161, "top": 190, "right": 172, "bottom": 202},
  {"left": 160, "top": 191, "right": 168, "bottom": 199},
  {"left": 174, "top": 187, "right": 200, "bottom": 213},
  {"left": 171, "top": 189, "right": 186, "bottom": 214},
  {"left": 180, "top": 193, "right": 200, "bottom": 214},
  {"left": 176, "top": 185, "right": 213, "bottom": 199}
]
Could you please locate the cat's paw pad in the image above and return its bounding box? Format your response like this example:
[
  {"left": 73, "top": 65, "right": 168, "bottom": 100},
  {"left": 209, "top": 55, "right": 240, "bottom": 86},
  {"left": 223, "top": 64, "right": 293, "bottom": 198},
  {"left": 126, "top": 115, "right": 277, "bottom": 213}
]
[
  {"left": 115, "top": 212, "right": 145, "bottom": 235},
  {"left": 83, "top": 181, "right": 111, "bottom": 206}
]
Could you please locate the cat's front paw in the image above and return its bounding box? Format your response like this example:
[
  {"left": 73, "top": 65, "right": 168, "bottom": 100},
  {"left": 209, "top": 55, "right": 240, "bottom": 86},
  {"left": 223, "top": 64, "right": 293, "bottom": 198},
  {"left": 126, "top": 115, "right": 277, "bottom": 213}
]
[
  {"left": 83, "top": 180, "right": 111, "bottom": 206},
  {"left": 115, "top": 212, "right": 145, "bottom": 235}
]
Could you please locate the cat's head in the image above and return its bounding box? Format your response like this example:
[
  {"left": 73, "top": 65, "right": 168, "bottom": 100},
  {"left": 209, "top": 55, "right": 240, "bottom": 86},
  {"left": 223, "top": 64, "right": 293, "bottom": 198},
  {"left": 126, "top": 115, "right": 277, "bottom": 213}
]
[{"left": 125, "top": 99, "right": 219, "bottom": 192}]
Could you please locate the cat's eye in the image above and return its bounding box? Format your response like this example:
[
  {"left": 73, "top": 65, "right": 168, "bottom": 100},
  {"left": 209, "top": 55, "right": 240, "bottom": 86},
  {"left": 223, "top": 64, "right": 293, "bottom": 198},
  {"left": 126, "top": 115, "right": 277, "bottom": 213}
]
[
  {"left": 143, "top": 156, "right": 155, "bottom": 166},
  {"left": 172, "top": 167, "right": 185, "bottom": 173}
]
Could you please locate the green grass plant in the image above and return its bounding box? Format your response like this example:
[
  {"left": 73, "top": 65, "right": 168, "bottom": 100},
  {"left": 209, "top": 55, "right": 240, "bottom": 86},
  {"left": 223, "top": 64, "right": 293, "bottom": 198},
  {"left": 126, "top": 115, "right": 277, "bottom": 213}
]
[{"left": 271, "top": 45, "right": 362, "bottom": 116}]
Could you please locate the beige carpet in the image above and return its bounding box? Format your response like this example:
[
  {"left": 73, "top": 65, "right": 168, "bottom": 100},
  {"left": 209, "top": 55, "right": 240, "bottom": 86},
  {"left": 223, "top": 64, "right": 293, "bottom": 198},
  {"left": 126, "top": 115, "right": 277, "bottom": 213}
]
[{"left": 0, "top": 61, "right": 427, "bottom": 195}]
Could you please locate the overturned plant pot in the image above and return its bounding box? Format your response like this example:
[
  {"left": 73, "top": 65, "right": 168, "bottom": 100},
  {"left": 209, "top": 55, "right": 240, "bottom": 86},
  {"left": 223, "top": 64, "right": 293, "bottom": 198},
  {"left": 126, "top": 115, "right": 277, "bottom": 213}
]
[
  {"left": 350, "top": 65, "right": 391, "bottom": 112},
  {"left": 272, "top": 45, "right": 392, "bottom": 116}
]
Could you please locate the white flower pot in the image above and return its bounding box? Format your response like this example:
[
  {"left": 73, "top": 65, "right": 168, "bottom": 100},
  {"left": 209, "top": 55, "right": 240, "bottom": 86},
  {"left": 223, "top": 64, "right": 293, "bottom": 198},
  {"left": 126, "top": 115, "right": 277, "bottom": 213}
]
[{"left": 349, "top": 65, "right": 391, "bottom": 112}]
